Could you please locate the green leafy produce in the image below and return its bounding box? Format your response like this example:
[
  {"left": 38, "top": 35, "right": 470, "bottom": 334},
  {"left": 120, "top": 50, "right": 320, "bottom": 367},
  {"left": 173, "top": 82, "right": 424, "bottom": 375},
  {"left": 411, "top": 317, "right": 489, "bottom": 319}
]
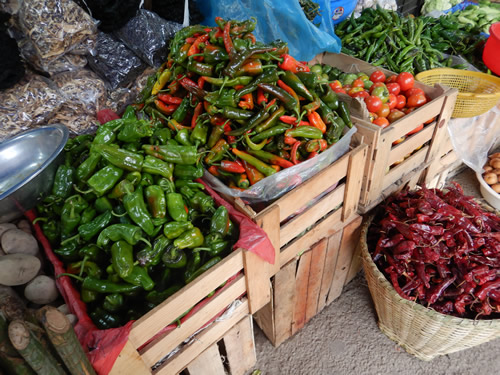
[
  {"left": 450, "top": 0, "right": 500, "bottom": 34},
  {"left": 421, "top": 0, "right": 463, "bottom": 15}
]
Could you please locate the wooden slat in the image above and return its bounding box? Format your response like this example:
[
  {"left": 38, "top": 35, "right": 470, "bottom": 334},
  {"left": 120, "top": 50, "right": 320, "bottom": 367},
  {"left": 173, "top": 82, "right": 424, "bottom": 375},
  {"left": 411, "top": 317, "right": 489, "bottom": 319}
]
[
  {"left": 383, "top": 96, "right": 445, "bottom": 142},
  {"left": 255, "top": 205, "right": 280, "bottom": 276},
  {"left": 154, "top": 300, "right": 249, "bottom": 375},
  {"left": 280, "top": 209, "right": 343, "bottom": 268},
  {"left": 109, "top": 341, "right": 150, "bottom": 375},
  {"left": 382, "top": 146, "right": 428, "bottom": 188},
  {"left": 342, "top": 144, "right": 367, "bottom": 221},
  {"left": 305, "top": 238, "right": 328, "bottom": 323},
  {"left": 317, "top": 230, "right": 343, "bottom": 312},
  {"left": 140, "top": 275, "right": 246, "bottom": 367},
  {"left": 261, "top": 153, "right": 350, "bottom": 222},
  {"left": 253, "top": 291, "right": 275, "bottom": 344},
  {"left": 185, "top": 343, "right": 224, "bottom": 375},
  {"left": 279, "top": 184, "right": 345, "bottom": 247},
  {"left": 327, "top": 216, "right": 363, "bottom": 305},
  {"left": 354, "top": 119, "right": 380, "bottom": 204},
  {"left": 272, "top": 259, "right": 296, "bottom": 346},
  {"left": 388, "top": 124, "right": 435, "bottom": 166},
  {"left": 365, "top": 126, "right": 392, "bottom": 204},
  {"left": 243, "top": 250, "right": 270, "bottom": 314},
  {"left": 291, "top": 249, "right": 312, "bottom": 335},
  {"left": 345, "top": 240, "right": 362, "bottom": 286},
  {"left": 223, "top": 316, "right": 256, "bottom": 375},
  {"left": 129, "top": 249, "right": 244, "bottom": 348}
]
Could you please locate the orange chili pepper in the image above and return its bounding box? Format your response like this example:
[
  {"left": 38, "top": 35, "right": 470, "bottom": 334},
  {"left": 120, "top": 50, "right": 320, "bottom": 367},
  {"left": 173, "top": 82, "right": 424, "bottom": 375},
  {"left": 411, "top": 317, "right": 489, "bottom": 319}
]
[{"left": 307, "top": 111, "right": 327, "bottom": 134}]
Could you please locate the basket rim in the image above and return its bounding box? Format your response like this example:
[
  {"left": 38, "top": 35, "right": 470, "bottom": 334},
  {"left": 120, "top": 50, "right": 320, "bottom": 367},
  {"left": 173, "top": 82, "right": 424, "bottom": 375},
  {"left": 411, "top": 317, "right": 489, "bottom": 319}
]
[{"left": 360, "top": 215, "right": 500, "bottom": 328}]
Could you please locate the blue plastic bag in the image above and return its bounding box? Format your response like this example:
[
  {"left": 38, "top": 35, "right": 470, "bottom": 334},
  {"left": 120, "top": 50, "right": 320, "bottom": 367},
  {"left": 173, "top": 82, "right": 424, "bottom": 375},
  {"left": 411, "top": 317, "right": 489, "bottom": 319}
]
[{"left": 192, "top": 0, "right": 341, "bottom": 61}]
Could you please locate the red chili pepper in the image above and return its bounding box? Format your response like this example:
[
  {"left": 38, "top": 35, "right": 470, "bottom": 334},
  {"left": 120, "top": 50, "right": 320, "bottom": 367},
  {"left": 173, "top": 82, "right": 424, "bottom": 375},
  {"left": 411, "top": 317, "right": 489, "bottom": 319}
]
[
  {"left": 284, "top": 135, "right": 298, "bottom": 145},
  {"left": 307, "top": 111, "right": 327, "bottom": 134},
  {"left": 223, "top": 20, "right": 235, "bottom": 57},
  {"left": 279, "top": 115, "right": 310, "bottom": 127},
  {"left": 198, "top": 76, "right": 206, "bottom": 89},
  {"left": 278, "top": 54, "right": 310, "bottom": 73},
  {"left": 238, "top": 93, "right": 254, "bottom": 110},
  {"left": 154, "top": 99, "right": 178, "bottom": 115},
  {"left": 227, "top": 135, "right": 237, "bottom": 144},
  {"left": 228, "top": 180, "right": 246, "bottom": 191},
  {"left": 242, "top": 160, "right": 265, "bottom": 185},
  {"left": 220, "top": 160, "right": 246, "bottom": 174},
  {"left": 476, "top": 279, "right": 500, "bottom": 301},
  {"left": 257, "top": 87, "right": 268, "bottom": 105},
  {"left": 290, "top": 141, "right": 302, "bottom": 165},
  {"left": 168, "top": 79, "right": 180, "bottom": 94},
  {"left": 158, "top": 93, "right": 183, "bottom": 105},
  {"left": 191, "top": 102, "right": 203, "bottom": 129},
  {"left": 208, "top": 165, "right": 221, "bottom": 177},
  {"left": 305, "top": 139, "right": 327, "bottom": 153},
  {"left": 188, "top": 34, "right": 209, "bottom": 61},
  {"left": 243, "top": 32, "right": 256, "bottom": 44},
  {"left": 307, "top": 151, "right": 318, "bottom": 160},
  {"left": 277, "top": 79, "right": 300, "bottom": 104}
]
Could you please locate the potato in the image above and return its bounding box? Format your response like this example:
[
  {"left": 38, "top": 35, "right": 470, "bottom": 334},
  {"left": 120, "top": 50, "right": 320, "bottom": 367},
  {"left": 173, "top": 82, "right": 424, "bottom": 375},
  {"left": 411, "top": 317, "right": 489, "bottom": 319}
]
[
  {"left": 0, "top": 254, "right": 41, "bottom": 286},
  {"left": 0, "top": 223, "right": 17, "bottom": 238},
  {"left": 491, "top": 183, "right": 500, "bottom": 194},
  {"left": 483, "top": 172, "right": 498, "bottom": 185},
  {"left": 1, "top": 229, "right": 39, "bottom": 256},
  {"left": 484, "top": 165, "right": 493, "bottom": 173},
  {"left": 16, "top": 220, "right": 32, "bottom": 235},
  {"left": 489, "top": 152, "right": 500, "bottom": 159},
  {"left": 490, "top": 158, "right": 500, "bottom": 169},
  {"left": 24, "top": 275, "right": 59, "bottom": 305},
  {"left": 493, "top": 168, "right": 500, "bottom": 175}
]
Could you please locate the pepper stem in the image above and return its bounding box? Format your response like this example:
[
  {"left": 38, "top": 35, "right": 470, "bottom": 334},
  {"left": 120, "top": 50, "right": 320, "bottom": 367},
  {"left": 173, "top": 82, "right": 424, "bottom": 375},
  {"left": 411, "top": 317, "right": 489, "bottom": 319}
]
[
  {"left": 32, "top": 217, "right": 47, "bottom": 224},
  {"left": 111, "top": 210, "right": 128, "bottom": 217},
  {"left": 73, "top": 185, "right": 93, "bottom": 195},
  {"left": 140, "top": 237, "right": 152, "bottom": 248},
  {"left": 60, "top": 234, "right": 80, "bottom": 246},
  {"left": 57, "top": 273, "right": 83, "bottom": 282}
]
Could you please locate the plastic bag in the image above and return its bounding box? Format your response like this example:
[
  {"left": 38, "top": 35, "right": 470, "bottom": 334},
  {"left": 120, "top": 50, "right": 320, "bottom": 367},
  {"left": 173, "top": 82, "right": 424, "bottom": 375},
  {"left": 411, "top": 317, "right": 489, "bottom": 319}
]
[
  {"left": 17, "top": 0, "right": 97, "bottom": 61},
  {"left": 87, "top": 31, "right": 147, "bottom": 90},
  {"left": 203, "top": 126, "right": 357, "bottom": 206},
  {"left": 193, "top": 0, "right": 341, "bottom": 61},
  {"left": 113, "top": 9, "right": 183, "bottom": 67},
  {"left": 448, "top": 106, "right": 500, "bottom": 173}
]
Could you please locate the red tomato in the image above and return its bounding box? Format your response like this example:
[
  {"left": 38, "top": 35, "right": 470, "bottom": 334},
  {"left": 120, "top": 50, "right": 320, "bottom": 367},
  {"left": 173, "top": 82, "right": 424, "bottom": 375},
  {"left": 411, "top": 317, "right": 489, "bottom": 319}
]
[
  {"left": 407, "top": 93, "right": 427, "bottom": 108},
  {"left": 348, "top": 87, "right": 364, "bottom": 97},
  {"left": 392, "top": 137, "right": 406, "bottom": 145},
  {"left": 387, "top": 94, "right": 397, "bottom": 110},
  {"left": 376, "top": 103, "right": 390, "bottom": 118},
  {"left": 404, "top": 87, "right": 424, "bottom": 97},
  {"left": 370, "top": 70, "right": 386, "bottom": 83},
  {"left": 386, "top": 82, "right": 400, "bottom": 96},
  {"left": 364, "top": 95, "right": 382, "bottom": 113},
  {"left": 333, "top": 88, "right": 347, "bottom": 94},
  {"left": 395, "top": 95, "right": 406, "bottom": 109},
  {"left": 352, "top": 79, "right": 365, "bottom": 88},
  {"left": 369, "top": 82, "right": 385, "bottom": 93},
  {"left": 424, "top": 116, "right": 436, "bottom": 125},
  {"left": 343, "top": 85, "right": 352, "bottom": 91},
  {"left": 352, "top": 90, "right": 369, "bottom": 99},
  {"left": 373, "top": 117, "right": 389, "bottom": 128},
  {"left": 403, "top": 107, "right": 416, "bottom": 115},
  {"left": 329, "top": 80, "right": 342, "bottom": 90},
  {"left": 369, "top": 112, "right": 378, "bottom": 122},
  {"left": 406, "top": 123, "right": 424, "bottom": 136},
  {"left": 387, "top": 109, "right": 405, "bottom": 123},
  {"left": 385, "top": 75, "right": 397, "bottom": 84},
  {"left": 396, "top": 72, "right": 414, "bottom": 92}
]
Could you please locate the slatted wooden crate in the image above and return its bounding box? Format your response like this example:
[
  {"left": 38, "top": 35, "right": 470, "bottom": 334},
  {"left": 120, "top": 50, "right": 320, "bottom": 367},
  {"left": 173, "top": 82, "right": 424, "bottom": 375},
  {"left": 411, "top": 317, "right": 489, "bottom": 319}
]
[
  {"left": 309, "top": 53, "right": 458, "bottom": 213},
  {"left": 253, "top": 214, "right": 363, "bottom": 347},
  {"left": 109, "top": 248, "right": 267, "bottom": 375},
  {"left": 225, "top": 141, "right": 368, "bottom": 278}
]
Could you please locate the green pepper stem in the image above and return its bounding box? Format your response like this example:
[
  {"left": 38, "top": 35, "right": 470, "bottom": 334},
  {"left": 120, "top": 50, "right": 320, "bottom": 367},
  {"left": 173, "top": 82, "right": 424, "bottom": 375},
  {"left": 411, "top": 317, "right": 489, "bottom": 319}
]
[
  {"left": 57, "top": 273, "right": 83, "bottom": 281},
  {"left": 60, "top": 234, "right": 80, "bottom": 246},
  {"left": 32, "top": 217, "right": 47, "bottom": 224},
  {"left": 73, "top": 185, "right": 93, "bottom": 194},
  {"left": 139, "top": 237, "right": 152, "bottom": 247},
  {"left": 192, "top": 247, "right": 212, "bottom": 252},
  {"left": 80, "top": 256, "right": 88, "bottom": 277},
  {"left": 111, "top": 210, "right": 128, "bottom": 217}
]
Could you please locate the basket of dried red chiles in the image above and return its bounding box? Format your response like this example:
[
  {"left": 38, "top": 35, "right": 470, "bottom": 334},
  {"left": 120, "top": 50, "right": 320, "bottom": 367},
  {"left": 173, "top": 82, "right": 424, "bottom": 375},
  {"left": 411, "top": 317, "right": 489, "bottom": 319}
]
[{"left": 360, "top": 182, "right": 500, "bottom": 361}]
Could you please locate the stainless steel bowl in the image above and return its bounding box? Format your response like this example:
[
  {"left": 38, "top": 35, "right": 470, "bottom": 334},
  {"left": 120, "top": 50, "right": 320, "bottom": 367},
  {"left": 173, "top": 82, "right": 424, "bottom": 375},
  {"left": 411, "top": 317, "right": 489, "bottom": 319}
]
[{"left": 0, "top": 124, "right": 69, "bottom": 223}]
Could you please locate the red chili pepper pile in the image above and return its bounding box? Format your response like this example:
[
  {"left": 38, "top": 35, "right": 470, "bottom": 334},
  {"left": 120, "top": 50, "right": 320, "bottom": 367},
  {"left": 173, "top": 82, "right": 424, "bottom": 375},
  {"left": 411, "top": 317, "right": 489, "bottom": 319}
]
[
  {"left": 368, "top": 183, "right": 500, "bottom": 319},
  {"left": 134, "top": 17, "right": 352, "bottom": 191}
]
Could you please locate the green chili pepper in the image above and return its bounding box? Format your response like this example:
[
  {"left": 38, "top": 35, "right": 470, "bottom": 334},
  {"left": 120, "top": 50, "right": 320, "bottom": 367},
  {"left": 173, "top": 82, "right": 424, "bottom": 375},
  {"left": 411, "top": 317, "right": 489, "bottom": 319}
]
[
  {"left": 203, "top": 44, "right": 229, "bottom": 64},
  {"left": 76, "top": 152, "right": 101, "bottom": 182},
  {"left": 139, "top": 172, "right": 155, "bottom": 187},
  {"left": 232, "top": 148, "right": 276, "bottom": 177},
  {"left": 150, "top": 128, "right": 172, "bottom": 145},
  {"left": 102, "top": 293, "right": 124, "bottom": 313},
  {"left": 92, "top": 144, "right": 143, "bottom": 172},
  {"left": 255, "top": 105, "right": 286, "bottom": 133},
  {"left": 251, "top": 123, "right": 290, "bottom": 143},
  {"left": 80, "top": 206, "right": 97, "bottom": 225},
  {"left": 162, "top": 246, "right": 187, "bottom": 268},
  {"left": 325, "top": 115, "right": 346, "bottom": 145},
  {"left": 97, "top": 224, "right": 151, "bottom": 247},
  {"left": 187, "top": 60, "right": 214, "bottom": 76},
  {"left": 138, "top": 74, "right": 156, "bottom": 103},
  {"left": 167, "top": 193, "right": 188, "bottom": 222},
  {"left": 94, "top": 197, "right": 113, "bottom": 213},
  {"left": 42, "top": 221, "right": 60, "bottom": 244},
  {"left": 90, "top": 307, "right": 122, "bottom": 329},
  {"left": 163, "top": 221, "right": 194, "bottom": 239},
  {"left": 136, "top": 235, "right": 171, "bottom": 268},
  {"left": 108, "top": 179, "right": 135, "bottom": 200},
  {"left": 52, "top": 165, "right": 74, "bottom": 199},
  {"left": 321, "top": 87, "right": 339, "bottom": 110},
  {"left": 142, "top": 155, "right": 174, "bottom": 180},
  {"left": 81, "top": 288, "right": 98, "bottom": 304},
  {"left": 172, "top": 98, "right": 190, "bottom": 124},
  {"left": 224, "top": 46, "right": 274, "bottom": 78},
  {"left": 185, "top": 257, "right": 222, "bottom": 284},
  {"left": 119, "top": 265, "right": 155, "bottom": 291},
  {"left": 219, "top": 107, "right": 254, "bottom": 120},
  {"left": 87, "top": 165, "right": 124, "bottom": 196},
  {"left": 116, "top": 119, "right": 154, "bottom": 143},
  {"left": 145, "top": 185, "right": 167, "bottom": 219},
  {"left": 111, "top": 240, "right": 134, "bottom": 278},
  {"left": 126, "top": 171, "right": 142, "bottom": 186},
  {"left": 203, "top": 76, "right": 253, "bottom": 87},
  {"left": 123, "top": 185, "right": 155, "bottom": 236},
  {"left": 210, "top": 206, "right": 230, "bottom": 237},
  {"left": 142, "top": 144, "right": 198, "bottom": 165},
  {"left": 54, "top": 238, "right": 80, "bottom": 262},
  {"left": 281, "top": 70, "right": 314, "bottom": 102},
  {"left": 257, "top": 83, "right": 299, "bottom": 115},
  {"left": 174, "top": 180, "right": 205, "bottom": 190},
  {"left": 173, "top": 227, "right": 204, "bottom": 249},
  {"left": 286, "top": 126, "right": 323, "bottom": 139},
  {"left": 173, "top": 164, "right": 204, "bottom": 180},
  {"left": 61, "top": 195, "right": 88, "bottom": 238},
  {"left": 78, "top": 210, "right": 112, "bottom": 242},
  {"left": 78, "top": 244, "right": 104, "bottom": 263},
  {"left": 337, "top": 102, "right": 353, "bottom": 128},
  {"left": 145, "top": 284, "right": 183, "bottom": 305},
  {"left": 174, "top": 128, "right": 194, "bottom": 146},
  {"left": 183, "top": 251, "right": 202, "bottom": 283},
  {"left": 190, "top": 120, "right": 209, "bottom": 146},
  {"left": 179, "top": 186, "right": 215, "bottom": 214}
]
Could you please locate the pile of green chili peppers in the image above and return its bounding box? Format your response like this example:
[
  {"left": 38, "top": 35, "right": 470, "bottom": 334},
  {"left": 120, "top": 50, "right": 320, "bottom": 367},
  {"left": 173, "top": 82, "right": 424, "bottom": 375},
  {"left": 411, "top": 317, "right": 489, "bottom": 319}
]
[{"left": 37, "top": 105, "right": 238, "bottom": 329}]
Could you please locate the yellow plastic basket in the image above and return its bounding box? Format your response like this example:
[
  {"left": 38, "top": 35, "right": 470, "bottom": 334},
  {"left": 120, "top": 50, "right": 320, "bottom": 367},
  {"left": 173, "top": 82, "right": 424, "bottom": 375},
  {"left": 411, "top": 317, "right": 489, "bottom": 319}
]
[{"left": 416, "top": 68, "right": 500, "bottom": 118}]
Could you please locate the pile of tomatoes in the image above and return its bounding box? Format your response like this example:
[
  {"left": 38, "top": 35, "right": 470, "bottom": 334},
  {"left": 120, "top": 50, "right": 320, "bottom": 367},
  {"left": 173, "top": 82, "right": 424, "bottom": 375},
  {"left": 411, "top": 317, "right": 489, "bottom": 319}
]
[{"left": 330, "top": 70, "right": 429, "bottom": 132}]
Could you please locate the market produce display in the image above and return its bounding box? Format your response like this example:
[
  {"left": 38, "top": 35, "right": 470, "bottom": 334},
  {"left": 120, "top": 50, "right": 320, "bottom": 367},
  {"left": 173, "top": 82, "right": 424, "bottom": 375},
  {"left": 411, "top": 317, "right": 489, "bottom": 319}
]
[
  {"left": 368, "top": 183, "right": 500, "bottom": 318},
  {"left": 482, "top": 152, "right": 500, "bottom": 194},
  {"left": 36, "top": 108, "right": 239, "bottom": 329},
  {"left": 446, "top": 0, "right": 500, "bottom": 34},
  {"left": 135, "top": 17, "right": 352, "bottom": 191},
  {"left": 337, "top": 5, "right": 488, "bottom": 73}
]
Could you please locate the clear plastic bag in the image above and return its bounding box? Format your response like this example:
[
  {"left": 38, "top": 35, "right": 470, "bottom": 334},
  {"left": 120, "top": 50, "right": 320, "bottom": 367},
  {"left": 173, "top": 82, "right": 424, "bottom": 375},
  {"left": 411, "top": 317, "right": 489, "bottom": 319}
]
[
  {"left": 87, "top": 31, "right": 147, "bottom": 90},
  {"left": 193, "top": 0, "right": 341, "bottom": 61},
  {"left": 17, "top": 0, "right": 97, "bottom": 61},
  {"left": 113, "top": 9, "right": 183, "bottom": 67},
  {"left": 202, "top": 126, "right": 357, "bottom": 206},
  {"left": 448, "top": 106, "right": 500, "bottom": 173}
]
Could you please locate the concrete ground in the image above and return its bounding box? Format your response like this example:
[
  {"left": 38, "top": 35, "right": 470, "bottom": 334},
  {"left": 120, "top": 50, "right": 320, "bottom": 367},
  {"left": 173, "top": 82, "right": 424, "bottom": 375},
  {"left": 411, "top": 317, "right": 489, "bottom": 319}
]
[{"left": 252, "top": 168, "right": 500, "bottom": 375}]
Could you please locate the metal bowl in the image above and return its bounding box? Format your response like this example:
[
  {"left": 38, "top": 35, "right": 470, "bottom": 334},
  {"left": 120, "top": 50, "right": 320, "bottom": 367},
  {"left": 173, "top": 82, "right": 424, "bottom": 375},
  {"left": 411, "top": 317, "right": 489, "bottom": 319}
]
[{"left": 0, "top": 124, "right": 69, "bottom": 223}]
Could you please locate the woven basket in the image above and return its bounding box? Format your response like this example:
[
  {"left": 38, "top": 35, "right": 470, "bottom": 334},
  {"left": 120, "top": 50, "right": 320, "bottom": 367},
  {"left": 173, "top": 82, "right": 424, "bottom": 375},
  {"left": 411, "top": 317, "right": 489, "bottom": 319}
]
[
  {"left": 416, "top": 68, "right": 500, "bottom": 118},
  {"left": 360, "top": 216, "right": 500, "bottom": 361}
]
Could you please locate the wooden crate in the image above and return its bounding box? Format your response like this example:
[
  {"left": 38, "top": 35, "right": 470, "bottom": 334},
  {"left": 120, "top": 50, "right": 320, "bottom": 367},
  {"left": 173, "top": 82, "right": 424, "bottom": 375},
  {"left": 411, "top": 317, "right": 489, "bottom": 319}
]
[
  {"left": 309, "top": 53, "right": 458, "bottom": 213},
  {"left": 223, "top": 141, "right": 368, "bottom": 277},
  {"left": 109, "top": 248, "right": 268, "bottom": 375},
  {"left": 253, "top": 214, "right": 363, "bottom": 347}
]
